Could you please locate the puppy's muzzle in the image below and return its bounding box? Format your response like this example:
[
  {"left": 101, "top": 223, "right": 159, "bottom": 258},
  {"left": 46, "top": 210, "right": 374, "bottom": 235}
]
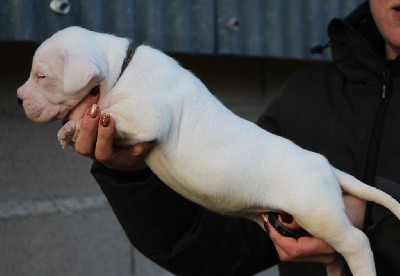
[{"left": 17, "top": 97, "right": 23, "bottom": 107}]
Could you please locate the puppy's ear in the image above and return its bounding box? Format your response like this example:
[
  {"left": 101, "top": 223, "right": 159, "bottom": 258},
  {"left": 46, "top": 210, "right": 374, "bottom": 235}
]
[{"left": 63, "top": 51, "right": 102, "bottom": 94}]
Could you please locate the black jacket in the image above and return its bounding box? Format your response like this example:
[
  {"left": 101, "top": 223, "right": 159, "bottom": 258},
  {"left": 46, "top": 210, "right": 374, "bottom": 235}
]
[{"left": 92, "top": 2, "right": 400, "bottom": 275}]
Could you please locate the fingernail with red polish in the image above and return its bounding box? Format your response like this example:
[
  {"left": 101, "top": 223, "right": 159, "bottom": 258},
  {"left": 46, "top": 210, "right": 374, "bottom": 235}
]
[
  {"left": 88, "top": 104, "right": 99, "bottom": 118},
  {"left": 280, "top": 214, "right": 293, "bottom": 224},
  {"left": 260, "top": 214, "right": 270, "bottom": 234},
  {"left": 100, "top": 113, "right": 111, "bottom": 127}
]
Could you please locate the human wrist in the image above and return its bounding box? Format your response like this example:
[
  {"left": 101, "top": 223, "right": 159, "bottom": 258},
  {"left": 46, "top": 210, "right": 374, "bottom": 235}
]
[{"left": 343, "top": 194, "right": 366, "bottom": 229}]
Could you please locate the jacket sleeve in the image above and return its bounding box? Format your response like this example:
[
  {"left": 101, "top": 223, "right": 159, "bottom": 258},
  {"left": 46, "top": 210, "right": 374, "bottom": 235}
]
[
  {"left": 366, "top": 176, "right": 400, "bottom": 275},
  {"left": 91, "top": 162, "right": 277, "bottom": 275}
]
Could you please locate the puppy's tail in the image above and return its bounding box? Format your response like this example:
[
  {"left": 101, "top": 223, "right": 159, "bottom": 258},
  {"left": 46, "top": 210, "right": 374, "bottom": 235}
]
[{"left": 334, "top": 168, "right": 400, "bottom": 220}]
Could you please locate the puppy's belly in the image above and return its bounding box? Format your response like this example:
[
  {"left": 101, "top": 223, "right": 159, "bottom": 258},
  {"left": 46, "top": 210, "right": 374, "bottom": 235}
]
[
  {"left": 145, "top": 127, "right": 342, "bottom": 218},
  {"left": 144, "top": 148, "right": 227, "bottom": 210},
  {"left": 144, "top": 139, "right": 280, "bottom": 214}
]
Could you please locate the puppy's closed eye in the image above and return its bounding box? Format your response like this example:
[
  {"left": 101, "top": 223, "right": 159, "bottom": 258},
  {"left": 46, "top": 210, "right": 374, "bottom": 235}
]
[
  {"left": 35, "top": 74, "right": 49, "bottom": 85},
  {"left": 35, "top": 73, "right": 58, "bottom": 91},
  {"left": 33, "top": 63, "right": 50, "bottom": 81}
]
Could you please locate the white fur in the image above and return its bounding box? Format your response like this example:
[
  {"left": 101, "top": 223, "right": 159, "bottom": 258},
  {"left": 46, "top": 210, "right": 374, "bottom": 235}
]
[{"left": 17, "top": 27, "right": 400, "bottom": 276}]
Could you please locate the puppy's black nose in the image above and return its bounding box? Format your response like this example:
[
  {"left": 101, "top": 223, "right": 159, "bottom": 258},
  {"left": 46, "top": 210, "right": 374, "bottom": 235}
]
[{"left": 17, "top": 97, "right": 23, "bottom": 107}]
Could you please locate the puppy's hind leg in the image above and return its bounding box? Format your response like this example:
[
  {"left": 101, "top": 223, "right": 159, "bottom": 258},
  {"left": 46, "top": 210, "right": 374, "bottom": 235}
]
[
  {"left": 331, "top": 226, "right": 374, "bottom": 276},
  {"left": 296, "top": 210, "right": 375, "bottom": 276}
]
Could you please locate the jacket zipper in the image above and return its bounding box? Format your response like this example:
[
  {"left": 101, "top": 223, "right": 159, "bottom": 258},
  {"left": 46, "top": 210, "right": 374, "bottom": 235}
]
[
  {"left": 363, "top": 70, "right": 391, "bottom": 229},
  {"left": 381, "top": 71, "right": 390, "bottom": 102}
]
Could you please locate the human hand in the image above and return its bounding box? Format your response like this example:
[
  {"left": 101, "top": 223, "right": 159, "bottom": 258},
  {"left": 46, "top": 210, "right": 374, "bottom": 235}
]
[
  {"left": 262, "top": 213, "right": 337, "bottom": 264},
  {"left": 67, "top": 93, "right": 155, "bottom": 171},
  {"left": 263, "top": 194, "right": 366, "bottom": 264}
]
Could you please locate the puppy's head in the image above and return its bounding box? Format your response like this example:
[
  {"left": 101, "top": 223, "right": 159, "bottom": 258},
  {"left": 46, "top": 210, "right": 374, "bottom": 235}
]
[{"left": 17, "top": 27, "right": 104, "bottom": 122}]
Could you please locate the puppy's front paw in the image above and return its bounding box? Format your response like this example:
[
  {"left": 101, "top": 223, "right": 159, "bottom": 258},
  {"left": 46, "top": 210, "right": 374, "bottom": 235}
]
[{"left": 57, "top": 120, "right": 81, "bottom": 149}]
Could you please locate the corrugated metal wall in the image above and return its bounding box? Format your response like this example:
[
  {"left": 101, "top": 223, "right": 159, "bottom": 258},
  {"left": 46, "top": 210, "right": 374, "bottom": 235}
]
[
  {"left": 217, "top": 0, "right": 365, "bottom": 59},
  {"left": 1, "top": 0, "right": 365, "bottom": 58}
]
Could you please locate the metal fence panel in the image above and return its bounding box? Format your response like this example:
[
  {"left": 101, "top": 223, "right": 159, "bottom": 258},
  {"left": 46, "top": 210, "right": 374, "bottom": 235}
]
[
  {"left": 217, "top": 0, "right": 365, "bottom": 59},
  {"left": 0, "top": 0, "right": 215, "bottom": 54},
  {"left": 1, "top": 0, "right": 365, "bottom": 59}
]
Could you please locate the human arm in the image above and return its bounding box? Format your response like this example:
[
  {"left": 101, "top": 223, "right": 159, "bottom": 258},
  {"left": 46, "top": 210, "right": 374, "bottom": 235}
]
[
  {"left": 92, "top": 162, "right": 277, "bottom": 275},
  {"left": 69, "top": 95, "right": 278, "bottom": 275}
]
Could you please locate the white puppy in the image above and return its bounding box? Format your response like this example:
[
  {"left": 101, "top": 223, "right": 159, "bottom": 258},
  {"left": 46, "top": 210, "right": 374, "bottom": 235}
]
[{"left": 17, "top": 27, "right": 400, "bottom": 276}]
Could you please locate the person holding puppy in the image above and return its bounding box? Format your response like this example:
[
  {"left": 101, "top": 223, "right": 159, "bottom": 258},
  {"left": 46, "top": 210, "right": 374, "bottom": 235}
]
[{"left": 70, "top": 1, "right": 400, "bottom": 275}]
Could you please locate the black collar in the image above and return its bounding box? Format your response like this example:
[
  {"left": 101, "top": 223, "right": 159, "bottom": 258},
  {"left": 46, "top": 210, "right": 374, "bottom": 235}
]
[{"left": 118, "top": 42, "right": 135, "bottom": 80}]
